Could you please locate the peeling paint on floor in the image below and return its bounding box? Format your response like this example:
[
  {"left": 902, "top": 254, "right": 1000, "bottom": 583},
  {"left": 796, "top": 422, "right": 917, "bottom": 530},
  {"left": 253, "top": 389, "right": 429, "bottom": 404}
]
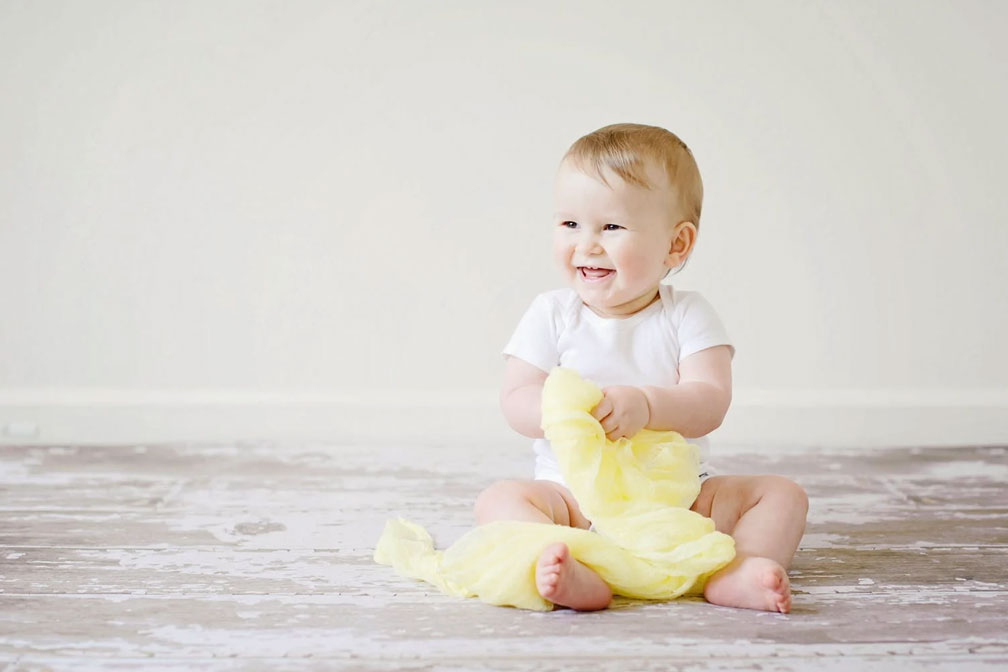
[{"left": 0, "top": 442, "right": 1006, "bottom": 669}]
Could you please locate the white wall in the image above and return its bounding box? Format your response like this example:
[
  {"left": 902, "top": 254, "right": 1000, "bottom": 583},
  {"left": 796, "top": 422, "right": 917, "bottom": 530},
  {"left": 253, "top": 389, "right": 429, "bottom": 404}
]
[{"left": 1, "top": 0, "right": 1006, "bottom": 448}]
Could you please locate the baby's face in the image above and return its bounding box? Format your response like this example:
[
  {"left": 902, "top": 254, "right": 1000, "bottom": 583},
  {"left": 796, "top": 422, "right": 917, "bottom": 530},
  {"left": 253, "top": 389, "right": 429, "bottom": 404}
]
[{"left": 553, "top": 159, "right": 682, "bottom": 318}]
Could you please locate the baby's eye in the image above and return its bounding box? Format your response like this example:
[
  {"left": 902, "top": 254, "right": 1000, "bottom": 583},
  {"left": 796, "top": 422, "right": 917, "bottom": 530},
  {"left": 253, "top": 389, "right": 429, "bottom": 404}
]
[
  {"left": 560, "top": 221, "right": 578, "bottom": 229},
  {"left": 603, "top": 223, "right": 623, "bottom": 231}
]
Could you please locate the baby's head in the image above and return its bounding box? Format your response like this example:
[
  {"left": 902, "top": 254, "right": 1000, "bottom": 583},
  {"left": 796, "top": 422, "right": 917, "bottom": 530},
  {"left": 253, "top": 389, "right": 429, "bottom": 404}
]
[{"left": 553, "top": 123, "right": 703, "bottom": 318}]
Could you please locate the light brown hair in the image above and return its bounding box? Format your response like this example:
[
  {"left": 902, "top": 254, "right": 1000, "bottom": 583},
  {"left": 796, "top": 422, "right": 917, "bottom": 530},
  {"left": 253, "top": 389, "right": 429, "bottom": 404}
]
[{"left": 563, "top": 123, "right": 704, "bottom": 229}]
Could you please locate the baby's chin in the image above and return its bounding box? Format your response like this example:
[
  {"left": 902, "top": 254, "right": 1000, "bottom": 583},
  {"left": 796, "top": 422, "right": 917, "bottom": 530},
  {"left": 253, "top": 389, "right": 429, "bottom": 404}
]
[
  {"left": 569, "top": 284, "right": 607, "bottom": 307},
  {"left": 573, "top": 292, "right": 630, "bottom": 318},
  {"left": 572, "top": 285, "right": 663, "bottom": 318}
]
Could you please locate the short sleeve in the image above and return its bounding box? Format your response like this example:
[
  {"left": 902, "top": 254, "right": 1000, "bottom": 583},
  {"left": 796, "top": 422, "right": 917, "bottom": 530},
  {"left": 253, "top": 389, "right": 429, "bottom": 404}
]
[
  {"left": 673, "top": 290, "right": 736, "bottom": 361},
  {"left": 501, "top": 293, "right": 561, "bottom": 374}
]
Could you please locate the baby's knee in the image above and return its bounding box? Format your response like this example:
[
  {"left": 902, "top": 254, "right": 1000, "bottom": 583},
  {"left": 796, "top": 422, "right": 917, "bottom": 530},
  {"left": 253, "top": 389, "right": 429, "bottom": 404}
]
[
  {"left": 473, "top": 479, "right": 528, "bottom": 522},
  {"left": 763, "top": 476, "right": 809, "bottom": 516}
]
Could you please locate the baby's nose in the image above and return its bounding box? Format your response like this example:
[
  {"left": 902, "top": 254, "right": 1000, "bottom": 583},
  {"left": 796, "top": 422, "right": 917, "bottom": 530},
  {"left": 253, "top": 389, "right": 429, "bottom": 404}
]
[{"left": 576, "top": 232, "right": 603, "bottom": 253}]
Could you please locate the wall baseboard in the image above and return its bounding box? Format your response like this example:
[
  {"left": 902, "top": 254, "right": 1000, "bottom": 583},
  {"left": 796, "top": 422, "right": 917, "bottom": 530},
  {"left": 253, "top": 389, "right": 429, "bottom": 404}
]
[{"left": 1, "top": 387, "right": 1006, "bottom": 449}]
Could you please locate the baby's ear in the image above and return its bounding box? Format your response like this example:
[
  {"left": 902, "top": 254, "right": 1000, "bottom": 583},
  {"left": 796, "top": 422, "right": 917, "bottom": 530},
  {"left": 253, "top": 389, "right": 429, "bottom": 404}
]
[{"left": 667, "top": 221, "right": 697, "bottom": 263}]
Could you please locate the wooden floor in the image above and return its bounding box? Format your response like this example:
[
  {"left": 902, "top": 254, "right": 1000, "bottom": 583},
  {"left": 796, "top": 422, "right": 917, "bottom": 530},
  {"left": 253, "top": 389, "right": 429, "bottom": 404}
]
[{"left": 1, "top": 440, "right": 1006, "bottom": 670}]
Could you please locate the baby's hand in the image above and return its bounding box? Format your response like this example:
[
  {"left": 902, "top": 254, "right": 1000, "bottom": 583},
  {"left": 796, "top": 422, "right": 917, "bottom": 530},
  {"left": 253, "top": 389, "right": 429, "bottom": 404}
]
[{"left": 591, "top": 386, "right": 650, "bottom": 441}]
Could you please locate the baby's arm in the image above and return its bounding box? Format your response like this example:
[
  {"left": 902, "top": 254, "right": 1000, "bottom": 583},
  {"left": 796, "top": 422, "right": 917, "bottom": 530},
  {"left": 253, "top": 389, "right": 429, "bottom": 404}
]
[
  {"left": 642, "top": 345, "right": 733, "bottom": 438},
  {"left": 500, "top": 355, "right": 549, "bottom": 438}
]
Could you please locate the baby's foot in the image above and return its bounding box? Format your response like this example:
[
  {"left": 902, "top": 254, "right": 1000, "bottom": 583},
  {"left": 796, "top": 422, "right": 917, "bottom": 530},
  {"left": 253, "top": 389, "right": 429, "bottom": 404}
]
[
  {"left": 703, "top": 555, "right": 792, "bottom": 613},
  {"left": 535, "top": 542, "right": 612, "bottom": 611}
]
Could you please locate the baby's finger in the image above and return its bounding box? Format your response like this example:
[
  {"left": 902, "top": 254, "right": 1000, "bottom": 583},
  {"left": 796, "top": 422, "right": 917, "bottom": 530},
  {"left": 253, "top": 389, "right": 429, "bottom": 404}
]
[
  {"left": 591, "top": 398, "right": 612, "bottom": 421},
  {"left": 599, "top": 414, "right": 617, "bottom": 435}
]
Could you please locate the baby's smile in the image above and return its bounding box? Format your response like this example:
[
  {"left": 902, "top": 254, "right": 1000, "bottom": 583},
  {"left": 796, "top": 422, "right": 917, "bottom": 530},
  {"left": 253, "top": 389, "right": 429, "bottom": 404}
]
[{"left": 578, "top": 266, "right": 614, "bottom": 282}]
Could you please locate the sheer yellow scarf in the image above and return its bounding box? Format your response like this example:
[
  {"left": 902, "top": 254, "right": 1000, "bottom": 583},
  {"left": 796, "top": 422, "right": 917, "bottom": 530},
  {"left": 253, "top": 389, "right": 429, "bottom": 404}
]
[{"left": 374, "top": 367, "right": 735, "bottom": 611}]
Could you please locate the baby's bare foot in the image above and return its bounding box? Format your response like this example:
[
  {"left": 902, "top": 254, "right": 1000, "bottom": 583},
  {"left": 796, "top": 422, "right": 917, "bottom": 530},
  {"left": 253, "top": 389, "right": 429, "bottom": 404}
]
[
  {"left": 535, "top": 542, "right": 612, "bottom": 611},
  {"left": 703, "top": 555, "right": 792, "bottom": 613}
]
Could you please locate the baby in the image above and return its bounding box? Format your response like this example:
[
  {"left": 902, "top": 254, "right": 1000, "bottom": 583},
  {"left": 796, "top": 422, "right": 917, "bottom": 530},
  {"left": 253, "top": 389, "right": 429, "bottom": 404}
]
[{"left": 475, "top": 123, "right": 809, "bottom": 613}]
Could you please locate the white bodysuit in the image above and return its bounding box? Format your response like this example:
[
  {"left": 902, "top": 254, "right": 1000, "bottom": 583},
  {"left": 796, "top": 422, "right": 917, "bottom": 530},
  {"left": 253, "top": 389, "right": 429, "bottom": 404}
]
[{"left": 502, "top": 283, "right": 735, "bottom": 486}]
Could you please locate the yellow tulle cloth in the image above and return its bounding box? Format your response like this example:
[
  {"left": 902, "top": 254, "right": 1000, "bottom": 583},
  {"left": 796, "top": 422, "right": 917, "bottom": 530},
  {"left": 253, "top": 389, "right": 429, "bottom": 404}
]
[{"left": 373, "top": 367, "right": 736, "bottom": 611}]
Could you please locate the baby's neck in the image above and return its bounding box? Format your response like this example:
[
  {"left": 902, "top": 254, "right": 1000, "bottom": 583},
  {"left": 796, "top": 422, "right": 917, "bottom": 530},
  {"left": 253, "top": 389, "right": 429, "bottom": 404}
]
[{"left": 583, "top": 288, "right": 661, "bottom": 319}]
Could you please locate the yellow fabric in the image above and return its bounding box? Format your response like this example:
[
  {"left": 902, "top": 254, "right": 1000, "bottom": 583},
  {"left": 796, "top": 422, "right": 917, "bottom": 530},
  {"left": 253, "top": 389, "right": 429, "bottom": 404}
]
[{"left": 373, "top": 367, "right": 736, "bottom": 611}]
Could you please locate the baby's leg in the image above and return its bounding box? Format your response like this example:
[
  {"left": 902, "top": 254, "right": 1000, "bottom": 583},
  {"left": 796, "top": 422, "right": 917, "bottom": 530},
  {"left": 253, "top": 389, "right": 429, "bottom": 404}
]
[
  {"left": 474, "top": 479, "right": 591, "bottom": 527},
  {"left": 474, "top": 480, "right": 611, "bottom": 610},
  {"left": 691, "top": 475, "right": 809, "bottom": 613}
]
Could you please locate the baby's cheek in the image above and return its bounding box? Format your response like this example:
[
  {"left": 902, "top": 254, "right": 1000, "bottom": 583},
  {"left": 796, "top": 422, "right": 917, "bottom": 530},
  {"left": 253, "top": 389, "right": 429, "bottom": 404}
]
[
  {"left": 551, "top": 241, "right": 572, "bottom": 271},
  {"left": 621, "top": 249, "right": 657, "bottom": 276}
]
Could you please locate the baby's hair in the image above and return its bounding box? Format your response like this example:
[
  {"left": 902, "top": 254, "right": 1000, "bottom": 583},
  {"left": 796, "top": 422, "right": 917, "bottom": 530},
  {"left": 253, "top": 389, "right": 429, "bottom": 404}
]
[{"left": 562, "top": 123, "right": 704, "bottom": 231}]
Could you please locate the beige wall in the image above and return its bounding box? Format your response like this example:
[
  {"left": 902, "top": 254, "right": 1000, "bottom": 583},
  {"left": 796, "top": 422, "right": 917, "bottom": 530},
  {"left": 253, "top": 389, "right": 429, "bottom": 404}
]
[{"left": 1, "top": 1, "right": 1005, "bottom": 447}]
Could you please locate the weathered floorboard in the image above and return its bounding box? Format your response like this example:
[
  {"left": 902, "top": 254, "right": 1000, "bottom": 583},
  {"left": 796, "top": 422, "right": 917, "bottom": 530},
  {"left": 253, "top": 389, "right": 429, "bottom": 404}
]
[{"left": 1, "top": 442, "right": 1006, "bottom": 669}]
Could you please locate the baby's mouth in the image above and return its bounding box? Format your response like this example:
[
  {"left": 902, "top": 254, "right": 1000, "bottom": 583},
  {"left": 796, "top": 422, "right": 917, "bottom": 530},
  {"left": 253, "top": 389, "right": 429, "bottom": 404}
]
[{"left": 578, "top": 266, "right": 614, "bottom": 281}]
